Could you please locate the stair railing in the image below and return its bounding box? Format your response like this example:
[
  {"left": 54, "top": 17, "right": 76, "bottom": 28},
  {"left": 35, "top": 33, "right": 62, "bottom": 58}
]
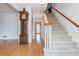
[
  {"left": 52, "top": 7, "right": 79, "bottom": 28},
  {"left": 43, "top": 11, "right": 52, "bottom": 51}
]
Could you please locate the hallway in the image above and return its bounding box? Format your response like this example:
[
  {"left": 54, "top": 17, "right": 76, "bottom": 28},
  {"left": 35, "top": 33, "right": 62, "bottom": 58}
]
[
  {"left": 0, "top": 13, "right": 79, "bottom": 56},
  {"left": 0, "top": 3, "right": 79, "bottom": 56}
]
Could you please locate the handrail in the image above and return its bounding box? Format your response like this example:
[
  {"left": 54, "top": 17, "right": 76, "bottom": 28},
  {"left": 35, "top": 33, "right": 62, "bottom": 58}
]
[{"left": 52, "top": 7, "right": 79, "bottom": 28}]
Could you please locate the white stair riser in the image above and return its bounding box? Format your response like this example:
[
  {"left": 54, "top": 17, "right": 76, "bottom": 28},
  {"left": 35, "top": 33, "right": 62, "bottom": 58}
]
[
  {"left": 44, "top": 52, "right": 79, "bottom": 56},
  {"left": 51, "top": 40, "right": 74, "bottom": 42},
  {"left": 49, "top": 44, "right": 76, "bottom": 48},
  {"left": 52, "top": 32, "right": 68, "bottom": 34},
  {"left": 49, "top": 42, "right": 76, "bottom": 44},
  {"left": 52, "top": 28, "right": 64, "bottom": 29},
  {"left": 52, "top": 30, "right": 66, "bottom": 32},
  {"left": 50, "top": 38, "right": 72, "bottom": 41},
  {"left": 52, "top": 34, "right": 69, "bottom": 36},
  {"left": 52, "top": 36, "right": 71, "bottom": 37}
]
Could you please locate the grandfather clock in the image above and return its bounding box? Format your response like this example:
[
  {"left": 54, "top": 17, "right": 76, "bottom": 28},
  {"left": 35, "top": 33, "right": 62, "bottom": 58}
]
[{"left": 19, "top": 8, "right": 28, "bottom": 44}]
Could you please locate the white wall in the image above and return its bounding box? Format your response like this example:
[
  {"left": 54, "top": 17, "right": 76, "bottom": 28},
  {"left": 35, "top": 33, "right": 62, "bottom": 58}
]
[
  {"left": 0, "top": 6, "right": 33, "bottom": 44},
  {"left": 52, "top": 3, "right": 79, "bottom": 33},
  {"left": 28, "top": 7, "right": 33, "bottom": 43},
  {"left": 0, "top": 13, "right": 18, "bottom": 39},
  {"left": 52, "top": 3, "right": 79, "bottom": 46}
]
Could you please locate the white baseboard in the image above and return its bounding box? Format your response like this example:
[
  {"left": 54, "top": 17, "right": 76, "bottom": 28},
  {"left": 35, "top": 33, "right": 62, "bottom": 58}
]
[{"left": 0, "top": 38, "right": 18, "bottom": 40}]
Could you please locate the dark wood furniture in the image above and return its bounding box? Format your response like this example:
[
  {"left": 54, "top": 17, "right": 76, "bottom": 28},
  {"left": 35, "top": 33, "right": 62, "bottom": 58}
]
[{"left": 19, "top": 8, "right": 28, "bottom": 44}]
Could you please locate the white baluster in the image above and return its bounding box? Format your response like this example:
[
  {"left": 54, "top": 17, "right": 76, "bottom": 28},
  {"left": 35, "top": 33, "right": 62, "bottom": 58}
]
[{"left": 48, "top": 25, "right": 52, "bottom": 50}]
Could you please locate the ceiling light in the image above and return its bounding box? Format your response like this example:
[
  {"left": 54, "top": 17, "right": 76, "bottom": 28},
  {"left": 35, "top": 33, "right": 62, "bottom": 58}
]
[{"left": 40, "top": 3, "right": 44, "bottom": 7}]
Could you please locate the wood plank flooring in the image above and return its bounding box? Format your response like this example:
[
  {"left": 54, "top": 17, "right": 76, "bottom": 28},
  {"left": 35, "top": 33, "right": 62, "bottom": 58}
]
[{"left": 0, "top": 39, "right": 44, "bottom": 56}]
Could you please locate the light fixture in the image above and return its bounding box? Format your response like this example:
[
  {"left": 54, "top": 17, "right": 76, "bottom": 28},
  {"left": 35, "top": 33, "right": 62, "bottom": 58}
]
[{"left": 40, "top": 3, "right": 44, "bottom": 7}]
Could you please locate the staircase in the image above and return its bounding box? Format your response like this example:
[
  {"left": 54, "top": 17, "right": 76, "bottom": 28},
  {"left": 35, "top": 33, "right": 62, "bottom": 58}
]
[{"left": 44, "top": 14, "right": 79, "bottom": 56}]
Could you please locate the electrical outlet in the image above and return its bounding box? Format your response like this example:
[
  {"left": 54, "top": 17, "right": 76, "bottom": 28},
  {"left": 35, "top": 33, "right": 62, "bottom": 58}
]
[{"left": 3, "top": 35, "right": 7, "bottom": 38}]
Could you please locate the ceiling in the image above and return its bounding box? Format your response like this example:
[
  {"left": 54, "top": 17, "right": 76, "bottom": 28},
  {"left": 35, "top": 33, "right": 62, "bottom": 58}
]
[
  {"left": 9, "top": 3, "right": 47, "bottom": 13},
  {"left": 0, "top": 3, "right": 17, "bottom": 13},
  {"left": 17, "top": 3, "right": 47, "bottom": 12},
  {"left": 0, "top": 3, "right": 47, "bottom": 14}
]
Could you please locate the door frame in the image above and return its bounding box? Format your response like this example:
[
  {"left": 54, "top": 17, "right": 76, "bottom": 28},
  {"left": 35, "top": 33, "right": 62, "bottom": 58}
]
[{"left": 35, "top": 21, "right": 42, "bottom": 41}]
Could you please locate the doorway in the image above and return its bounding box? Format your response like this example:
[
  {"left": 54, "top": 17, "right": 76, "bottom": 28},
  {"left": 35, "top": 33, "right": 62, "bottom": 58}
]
[{"left": 35, "top": 22, "right": 41, "bottom": 43}]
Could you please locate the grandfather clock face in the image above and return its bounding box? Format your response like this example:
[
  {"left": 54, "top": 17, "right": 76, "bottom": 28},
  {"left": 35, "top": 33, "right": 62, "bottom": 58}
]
[{"left": 21, "top": 13, "right": 26, "bottom": 19}]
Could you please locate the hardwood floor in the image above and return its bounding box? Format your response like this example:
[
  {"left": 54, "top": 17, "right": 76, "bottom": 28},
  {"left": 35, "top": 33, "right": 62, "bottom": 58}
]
[{"left": 0, "top": 39, "right": 44, "bottom": 56}]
